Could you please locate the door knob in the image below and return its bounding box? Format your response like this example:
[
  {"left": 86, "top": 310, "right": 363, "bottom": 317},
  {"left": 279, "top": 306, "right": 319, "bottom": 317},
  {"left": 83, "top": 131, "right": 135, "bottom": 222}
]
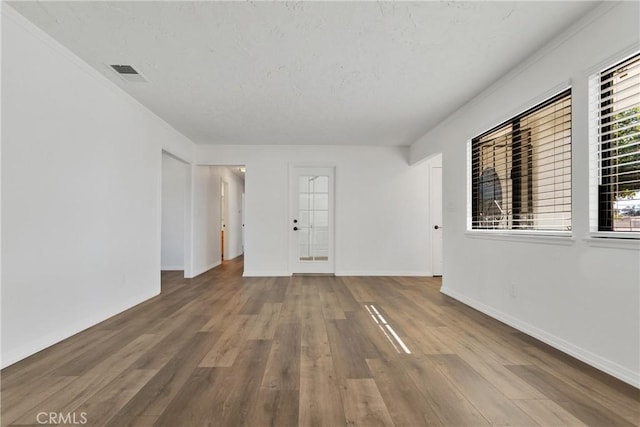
[
  {"left": 293, "top": 227, "right": 299, "bottom": 231},
  {"left": 434, "top": 225, "right": 442, "bottom": 230}
]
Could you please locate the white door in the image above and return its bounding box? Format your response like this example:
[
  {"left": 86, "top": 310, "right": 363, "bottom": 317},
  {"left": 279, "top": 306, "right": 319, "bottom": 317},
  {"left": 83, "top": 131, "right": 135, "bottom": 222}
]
[
  {"left": 290, "top": 167, "right": 334, "bottom": 274},
  {"left": 241, "top": 192, "right": 245, "bottom": 254},
  {"left": 430, "top": 165, "right": 443, "bottom": 276},
  {"left": 220, "top": 181, "right": 228, "bottom": 260}
]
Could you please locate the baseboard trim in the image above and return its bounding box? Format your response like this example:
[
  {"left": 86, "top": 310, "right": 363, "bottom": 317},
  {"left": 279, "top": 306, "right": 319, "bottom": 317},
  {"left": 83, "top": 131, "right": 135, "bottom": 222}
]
[
  {"left": 243, "top": 271, "right": 290, "bottom": 277},
  {"left": 440, "top": 286, "right": 640, "bottom": 388},
  {"left": 224, "top": 253, "right": 244, "bottom": 261},
  {"left": 188, "top": 261, "right": 221, "bottom": 279},
  {"left": 240, "top": 270, "right": 432, "bottom": 278},
  {"left": 161, "top": 265, "right": 184, "bottom": 271},
  {"left": 335, "top": 271, "right": 431, "bottom": 277}
]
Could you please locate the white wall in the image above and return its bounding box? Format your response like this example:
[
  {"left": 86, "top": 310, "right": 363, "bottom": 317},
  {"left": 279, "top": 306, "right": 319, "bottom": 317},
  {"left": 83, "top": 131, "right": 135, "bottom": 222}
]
[
  {"left": 410, "top": 2, "right": 640, "bottom": 386},
  {"left": 197, "top": 145, "right": 431, "bottom": 277},
  {"left": 161, "top": 153, "right": 187, "bottom": 270},
  {"left": 1, "top": 5, "right": 196, "bottom": 368},
  {"left": 191, "top": 166, "right": 220, "bottom": 277}
]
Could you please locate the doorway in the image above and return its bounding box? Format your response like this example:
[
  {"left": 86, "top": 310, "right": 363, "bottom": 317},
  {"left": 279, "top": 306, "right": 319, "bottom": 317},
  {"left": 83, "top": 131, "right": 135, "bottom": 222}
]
[
  {"left": 160, "top": 151, "right": 190, "bottom": 276},
  {"left": 290, "top": 166, "right": 335, "bottom": 274}
]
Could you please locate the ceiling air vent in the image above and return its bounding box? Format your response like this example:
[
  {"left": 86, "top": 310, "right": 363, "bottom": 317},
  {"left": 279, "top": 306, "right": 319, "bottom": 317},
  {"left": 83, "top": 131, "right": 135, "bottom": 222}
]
[
  {"left": 109, "top": 64, "right": 148, "bottom": 83},
  {"left": 111, "top": 64, "right": 138, "bottom": 74}
]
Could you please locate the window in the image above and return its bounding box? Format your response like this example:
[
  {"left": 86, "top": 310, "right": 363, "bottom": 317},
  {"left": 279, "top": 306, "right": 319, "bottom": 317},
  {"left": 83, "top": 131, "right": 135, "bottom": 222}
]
[
  {"left": 593, "top": 53, "right": 640, "bottom": 234},
  {"left": 471, "top": 90, "right": 572, "bottom": 232}
]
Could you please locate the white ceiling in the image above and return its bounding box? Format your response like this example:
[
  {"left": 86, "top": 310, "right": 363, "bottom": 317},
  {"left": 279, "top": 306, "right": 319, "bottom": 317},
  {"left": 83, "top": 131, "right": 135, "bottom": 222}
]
[{"left": 10, "top": 1, "right": 599, "bottom": 146}]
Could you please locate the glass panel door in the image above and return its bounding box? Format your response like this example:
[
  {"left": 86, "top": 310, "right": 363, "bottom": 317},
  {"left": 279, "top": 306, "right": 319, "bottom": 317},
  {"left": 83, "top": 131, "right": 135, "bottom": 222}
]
[
  {"left": 291, "top": 167, "right": 334, "bottom": 274},
  {"left": 298, "top": 175, "right": 329, "bottom": 261}
]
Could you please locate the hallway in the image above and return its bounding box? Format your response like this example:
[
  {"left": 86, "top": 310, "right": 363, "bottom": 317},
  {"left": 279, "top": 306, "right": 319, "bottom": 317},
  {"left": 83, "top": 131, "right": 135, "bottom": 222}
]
[{"left": 1, "top": 258, "right": 638, "bottom": 426}]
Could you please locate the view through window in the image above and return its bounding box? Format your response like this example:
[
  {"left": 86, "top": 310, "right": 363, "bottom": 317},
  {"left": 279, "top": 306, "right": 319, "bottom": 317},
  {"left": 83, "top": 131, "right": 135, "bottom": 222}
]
[{"left": 596, "top": 53, "right": 640, "bottom": 233}]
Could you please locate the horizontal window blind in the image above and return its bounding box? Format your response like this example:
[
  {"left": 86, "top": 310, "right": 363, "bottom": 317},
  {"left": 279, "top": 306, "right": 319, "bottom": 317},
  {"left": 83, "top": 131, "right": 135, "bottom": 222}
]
[
  {"left": 594, "top": 53, "right": 640, "bottom": 233},
  {"left": 471, "top": 89, "right": 572, "bottom": 231}
]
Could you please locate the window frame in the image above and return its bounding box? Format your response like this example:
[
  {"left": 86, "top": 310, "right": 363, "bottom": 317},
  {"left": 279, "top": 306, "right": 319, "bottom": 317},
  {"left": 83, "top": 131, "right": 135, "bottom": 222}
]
[
  {"left": 468, "top": 88, "right": 573, "bottom": 237},
  {"left": 589, "top": 51, "right": 640, "bottom": 240}
]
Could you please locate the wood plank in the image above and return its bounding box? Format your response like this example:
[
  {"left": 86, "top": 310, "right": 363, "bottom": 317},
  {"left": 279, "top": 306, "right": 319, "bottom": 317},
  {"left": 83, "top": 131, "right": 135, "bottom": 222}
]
[
  {"left": 49, "top": 328, "right": 153, "bottom": 377},
  {"left": 452, "top": 340, "right": 546, "bottom": 400},
  {"left": 507, "top": 364, "right": 636, "bottom": 427},
  {"left": 279, "top": 292, "right": 302, "bottom": 324},
  {"left": 346, "top": 309, "right": 404, "bottom": 361},
  {"left": 152, "top": 367, "right": 221, "bottom": 426},
  {"left": 198, "top": 314, "right": 257, "bottom": 367},
  {"left": 299, "top": 282, "right": 346, "bottom": 426},
  {"left": 260, "top": 322, "right": 301, "bottom": 391},
  {"left": 156, "top": 339, "right": 272, "bottom": 426},
  {"left": 0, "top": 375, "right": 78, "bottom": 426},
  {"left": 252, "top": 389, "right": 299, "bottom": 427},
  {"left": 10, "top": 334, "right": 159, "bottom": 426},
  {"left": 61, "top": 369, "right": 157, "bottom": 427},
  {"left": 209, "top": 339, "right": 274, "bottom": 426},
  {"left": 299, "top": 353, "right": 346, "bottom": 427},
  {"left": 248, "top": 302, "right": 283, "bottom": 340},
  {"left": 198, "top": 286, "right": 247, "bottom": 333},
  {"left": 319, "top": 289, "right": 346, "bottom": 320},
  {"left": 132, "top": 314, "right": 208, "bottom": 370},
  {"left": 325, "top": 319, "right": 375, "bottom": 379},
  {"left": 367, "top": 358, "right": 443, "bottom": 426},
  {"left": 300, "top": 279, "right": 329, "bottom": 358},
  {"left": 396, "top": 321, "right": 454, "bottom": 355},
  {"left": 267, "top": 277, "right": 291, "bottom": 303},
  {"left": 439, "top": 316, "right": 533, "bottom": 366},
  {"left": 373, "top": 277, "right": 445, "bottom": 327},
  {"left": 362, "top": 303, "right": 408, "bottom": 336},
  {"left": 0, "top": 329, "right": 116, "bottom": 392},
  {"left": 341, "top": 277, "right": 376, "bottom": 302},
  {"left": 330, "top": 277, "right": 361, "bottom": 312},
  {"left": 239, "top": 277, "right": 276, "bottom": 314},
  {"left": 340, "top": 378, "right": 395, "bottom": 427},
  {"left": 514, "top": 399, "right": 588, "bottom": 427},
  {"left": 402, "top": 356, "right": 490, "bottom": 426},
  {"left": 103, "top": 331, "right": 220, "bottom": 426},
  {"left": 429, "top": 354, "right": 537, "bottom": 426},
  {"left": 419, "top": 326, "right": 456, "bottom": 354},
  {"left": 522, "top": 343, "right": 640, "bottom": 424}
]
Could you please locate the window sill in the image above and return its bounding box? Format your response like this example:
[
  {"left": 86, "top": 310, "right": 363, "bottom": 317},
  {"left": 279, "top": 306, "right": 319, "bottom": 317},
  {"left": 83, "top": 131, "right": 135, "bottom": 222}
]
[
  {"left": 465, "top": 231, "right": 574, "bottom": 246},
  {"left": 585, "top": 234, "right": 640, "bottom": 250}
]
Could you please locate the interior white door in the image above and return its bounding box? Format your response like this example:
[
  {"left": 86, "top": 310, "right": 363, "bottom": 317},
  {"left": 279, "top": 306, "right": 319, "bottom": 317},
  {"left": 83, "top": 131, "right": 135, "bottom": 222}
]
[
  {"left": 430, "top": 165, "right": 443, "bottom": 276},
  {"left": 220, "top": 180, "right": 228, "bottom": 260},
  {"left": 290, "top": 167, "right": 334, "bottom": 274}
]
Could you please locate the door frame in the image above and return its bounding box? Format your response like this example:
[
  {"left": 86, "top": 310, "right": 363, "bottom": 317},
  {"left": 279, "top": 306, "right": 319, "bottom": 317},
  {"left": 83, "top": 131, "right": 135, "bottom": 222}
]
[
  {"left": 220, "top": 179, "right": 229, "bottom": 261},
  {"left": 428, "top": 154, "right": 443, "bottom": 277},
  {"left": 160, "top": 149, "right": 192, "bottom": 279},
  {"left": 289, "top": 165, "right": 336, "bottom": 275}
]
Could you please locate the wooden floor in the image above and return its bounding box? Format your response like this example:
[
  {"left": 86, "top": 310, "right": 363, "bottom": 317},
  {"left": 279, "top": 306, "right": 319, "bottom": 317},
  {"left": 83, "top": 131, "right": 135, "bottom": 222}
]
[{"left": 2, "top": 257, "right": 638, "bottom": 426}]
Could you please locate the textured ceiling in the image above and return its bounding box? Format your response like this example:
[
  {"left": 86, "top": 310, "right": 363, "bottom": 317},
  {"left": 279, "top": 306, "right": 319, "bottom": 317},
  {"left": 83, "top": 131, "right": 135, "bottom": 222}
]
[{"left": 9, "top": 1, "right": 599, "bottom": 146}]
